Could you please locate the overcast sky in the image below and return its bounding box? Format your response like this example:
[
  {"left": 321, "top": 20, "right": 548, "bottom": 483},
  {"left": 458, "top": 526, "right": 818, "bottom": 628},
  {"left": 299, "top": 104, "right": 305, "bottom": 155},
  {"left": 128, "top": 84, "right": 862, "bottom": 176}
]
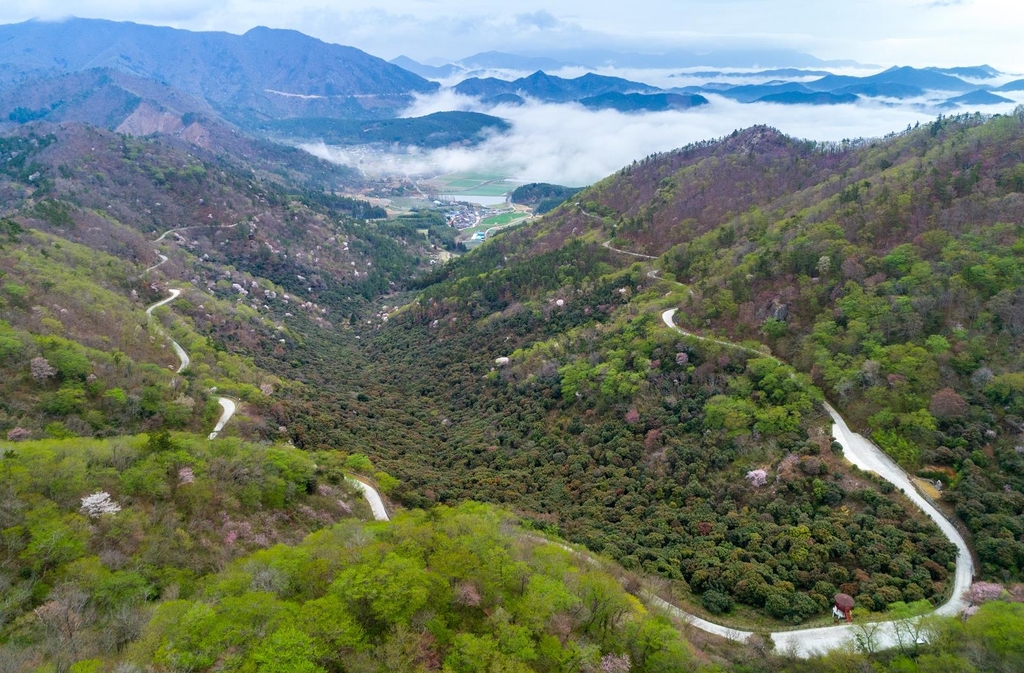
[{"left": 4, "top": 1, "right": 1024, "bottom": 71}]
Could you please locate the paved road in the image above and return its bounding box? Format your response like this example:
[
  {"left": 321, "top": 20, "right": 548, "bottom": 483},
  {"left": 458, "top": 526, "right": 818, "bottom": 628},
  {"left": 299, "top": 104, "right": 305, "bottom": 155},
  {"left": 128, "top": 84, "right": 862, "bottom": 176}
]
[
  {"left": 825, "top": 402, "right": 973, "bottom": 619},
  {"left": 143, "top": 252, "right": 168, "bottom": 275},
  {"left": 662, "top": 307, "right": 765, "bottom": 356},
  {"left": 146, "top": 289, "right": 237, "bottom": 439},
  {"left": 153, "top": 221, "right": 240, "bottom": 242},
  {"left": 208, "top": 397, "right": 237, "bottom": 440},
  {"left": 602, "top": 239, "right": 658, "bottom": 260},
  {"left": 660, "top": 308, "right": 973, "bottom": 656},
  {"left": 346, "top": 475, "right": 390, "bottom": 521},
  {"left": 145, "top": 289, "right": 191, "bottom": 373}
]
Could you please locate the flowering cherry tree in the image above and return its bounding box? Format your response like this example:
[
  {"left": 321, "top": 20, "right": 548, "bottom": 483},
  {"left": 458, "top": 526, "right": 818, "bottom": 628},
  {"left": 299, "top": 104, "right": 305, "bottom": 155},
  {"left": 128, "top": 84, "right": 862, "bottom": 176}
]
[
  {"left": 964, "top": 581, "right": 1004, "bottom": 604},
  {"left": 746, "top": 469, "right": 768, "bottom": 487},
  {"left": 80, "top": 491, "right": 121, "bottom": 518},
  {"left": 31, "top": 356, "right": 56, "bottom": 381},
  {"left": 600, "top": 653, "right": 631, "bottom": 673}
]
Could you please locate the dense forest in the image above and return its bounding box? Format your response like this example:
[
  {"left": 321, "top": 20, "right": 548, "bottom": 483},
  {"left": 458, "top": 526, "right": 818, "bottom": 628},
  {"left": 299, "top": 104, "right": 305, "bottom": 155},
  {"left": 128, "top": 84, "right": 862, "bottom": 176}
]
[
  {"left": 263, "top": 241, "right": 958, "bottom": 627},
  {"left": 450, "top": 111, "right": 1024, "bottom": 585},
  {"left": 4, "top": 110, "right": 1024, "bottom": 670},
  {"left": 511, "top": 184, "right": 584, "bottom": 215},
  {"left": 262, "top": 111, "right": 511, "bottom": 149}
]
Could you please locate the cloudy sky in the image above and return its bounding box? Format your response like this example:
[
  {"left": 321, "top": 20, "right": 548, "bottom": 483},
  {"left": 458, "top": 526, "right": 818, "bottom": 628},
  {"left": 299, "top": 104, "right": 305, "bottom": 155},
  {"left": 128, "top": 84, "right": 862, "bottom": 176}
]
[{"left": 4, "top": 1, "right": 1024, "bottom": 70}]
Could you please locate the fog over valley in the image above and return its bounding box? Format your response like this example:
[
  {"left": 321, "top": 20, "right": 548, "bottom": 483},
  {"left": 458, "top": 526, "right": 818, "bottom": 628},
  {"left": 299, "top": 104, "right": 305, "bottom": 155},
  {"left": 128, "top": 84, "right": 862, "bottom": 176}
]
[{"left": 303, "top": 88, "right": 1024, "bottom": 186}]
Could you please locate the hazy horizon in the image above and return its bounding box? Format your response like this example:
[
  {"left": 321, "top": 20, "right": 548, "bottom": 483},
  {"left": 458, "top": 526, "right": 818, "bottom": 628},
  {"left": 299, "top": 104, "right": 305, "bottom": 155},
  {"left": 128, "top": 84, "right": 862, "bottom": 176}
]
[{"left": 3, "top": 2, "right": 1023, "bottom": 73}]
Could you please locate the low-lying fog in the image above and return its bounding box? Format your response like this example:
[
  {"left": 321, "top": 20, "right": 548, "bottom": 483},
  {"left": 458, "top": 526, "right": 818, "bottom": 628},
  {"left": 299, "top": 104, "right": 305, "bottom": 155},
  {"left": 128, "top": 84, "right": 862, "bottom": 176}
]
[{"left": 304, "top": 89, "right": 1024, "bottom": 187}]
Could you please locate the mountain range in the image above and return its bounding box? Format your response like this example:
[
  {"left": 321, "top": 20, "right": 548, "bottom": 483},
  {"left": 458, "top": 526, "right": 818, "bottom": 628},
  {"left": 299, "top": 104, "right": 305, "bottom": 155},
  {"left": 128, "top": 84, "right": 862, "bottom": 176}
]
[
  {"left": 3, "top": 15, "right": 1024, "bottom": 671},
  {"left": 0, "top": 17, "right": 1017, "bottom": 159},
  {"left": 390, "top": 55, "right": 1020, "bottom": 110},
  {"left": 394, "top": 48, "right": 859, "bottom": 78},
  {"left": 0, "top": 18, "right": 437, "bottom": 126},
  {"left": 676, "top": 64, "right": 1021, "bottom": 106}
]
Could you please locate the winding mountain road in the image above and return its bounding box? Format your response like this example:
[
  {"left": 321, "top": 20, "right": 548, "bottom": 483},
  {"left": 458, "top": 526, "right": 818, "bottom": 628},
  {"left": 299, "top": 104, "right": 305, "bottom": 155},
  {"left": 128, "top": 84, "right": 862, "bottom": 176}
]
[
  {"left": 602, "top": 239, "right": 658, "bottom": 260},
  {"left": 142, "top": 252, "right": 169, "bottom": 275},
  {"left": 579, "top": 228, "right": 973, "bottom": 651},
  {"left": 152, "top": 221, "right": 240, "bottom": 243},
  {"left": 658, "top": 306, "right": 973, "bottom": 655},
  {"left": 145, "top": 289, "right": 235, "bottom": 440},
  {"left": 145, "top": 289, "right": 191, "bottom": 373}
]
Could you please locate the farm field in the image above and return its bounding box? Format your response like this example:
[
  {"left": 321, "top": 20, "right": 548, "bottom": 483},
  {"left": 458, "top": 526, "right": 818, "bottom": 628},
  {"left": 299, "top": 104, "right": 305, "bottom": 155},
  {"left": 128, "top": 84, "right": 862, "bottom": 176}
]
[
  {"left": 428, "top": 171, "right": 518, "bottom": 198},
  {"left": 458, "top": 211, "right": 531, "bottom": 240},
  {"left": 480, "top": 211, "right": 529, "bottom": 227}
]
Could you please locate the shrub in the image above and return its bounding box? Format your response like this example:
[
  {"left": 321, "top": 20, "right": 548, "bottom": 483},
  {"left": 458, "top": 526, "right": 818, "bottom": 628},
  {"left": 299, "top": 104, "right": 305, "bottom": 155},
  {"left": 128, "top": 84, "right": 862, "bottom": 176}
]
[{"left": 701, "top": 589, "right": 734, "bottom": 615}]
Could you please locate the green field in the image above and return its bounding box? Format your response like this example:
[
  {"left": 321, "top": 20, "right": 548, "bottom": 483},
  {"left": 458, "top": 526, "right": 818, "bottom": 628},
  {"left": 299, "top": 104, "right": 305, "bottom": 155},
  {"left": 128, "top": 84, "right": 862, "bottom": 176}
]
[
  {"left": 480, "top": 211, "right": 529, "bottom": 227},
  {"left": 431, "top": 172, "right": 517, "bottom": 198},
  {"left": 459, "top": 212, "right": 530, "bottom": 239},
  {"left": 439, "top": 171, "right": 506, "bottom": 182},
  {"left": 442, "top": 178, "right": 490, "bottom": 189},
  {"left": 446, "top": 183, "right": 515, "bottom": 197}
]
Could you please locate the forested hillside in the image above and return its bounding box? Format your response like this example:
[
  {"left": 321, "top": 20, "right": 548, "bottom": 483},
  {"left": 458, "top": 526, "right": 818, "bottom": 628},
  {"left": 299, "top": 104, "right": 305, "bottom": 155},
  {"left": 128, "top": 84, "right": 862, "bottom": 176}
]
[
  {"left": 0, "top": 18, "right": 437, "bottom": 125},
  {"left": 1, "top": 429, "right": 690, "bottom": 672},
  {"left": 5, "top": 105, "right": 1024, "bottom": 670},
  {"left": 0, "top": 434, "right": 375, "bottom": 669},
  {"left": 0, "top": 123, "right": 448, "bottom": 438},
  {"left": 444, "top": 110, "right": 1024, "bottom": 585}
]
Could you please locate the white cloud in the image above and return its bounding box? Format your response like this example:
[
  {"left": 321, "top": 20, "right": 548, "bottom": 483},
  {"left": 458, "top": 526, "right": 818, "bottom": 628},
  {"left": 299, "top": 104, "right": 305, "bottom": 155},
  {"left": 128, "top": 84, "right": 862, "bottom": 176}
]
[
  {"left": 7, "top": 0, "right": 223, "bottom": 23},
  {"left": 304, "top": 90, "right": 1022, "bottom": 187}
]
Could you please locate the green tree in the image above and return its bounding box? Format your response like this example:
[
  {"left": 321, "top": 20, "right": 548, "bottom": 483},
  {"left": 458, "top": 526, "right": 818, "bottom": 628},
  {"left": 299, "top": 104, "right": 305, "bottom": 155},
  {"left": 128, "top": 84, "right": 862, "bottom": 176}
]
[{"left": 247, "top": 626, "right": 325, "bottom": 673}]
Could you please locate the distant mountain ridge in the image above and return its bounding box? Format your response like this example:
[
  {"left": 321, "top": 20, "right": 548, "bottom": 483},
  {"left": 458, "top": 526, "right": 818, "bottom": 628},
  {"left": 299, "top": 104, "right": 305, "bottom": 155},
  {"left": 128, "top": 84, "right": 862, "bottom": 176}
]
[
  {"left": 389, "top": 56, "right": 466, "bottom": 80},
  {"left": 454, "top": 71, "right": 659, "bottom": 103},
  {"left": 804, "top": 66, "right": 978, "bottom": 93},
  {"left": 939, "top": 90, "right": 1015, "bottom": 109},
  {"left": 450, "top": 63, "right": 1016, "bottom": 111},
  {"left": 0, "top": 18, "right": 438, "bottom": 125},
  {"left": 928, "top": 65, "right": 1002, "bottom": 80},
  {"left": 757, "top": 91, "right": 859, "bottom": 105},
  {"left": 579, "top": 91, "right": 709, "bottom": 112}
]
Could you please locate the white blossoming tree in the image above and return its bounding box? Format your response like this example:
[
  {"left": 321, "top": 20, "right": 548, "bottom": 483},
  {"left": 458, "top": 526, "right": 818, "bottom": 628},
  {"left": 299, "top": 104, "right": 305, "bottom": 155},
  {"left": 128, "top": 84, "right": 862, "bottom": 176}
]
[
  {"left": 80, "top": 491, "right": 121, "bottom": 518},
  {"left": 746, "top": 469, "right": 768, "bottom": 487}
]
